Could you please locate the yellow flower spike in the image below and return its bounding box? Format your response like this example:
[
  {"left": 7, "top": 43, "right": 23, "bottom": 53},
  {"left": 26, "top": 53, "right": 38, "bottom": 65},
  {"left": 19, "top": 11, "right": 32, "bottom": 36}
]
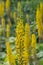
[
  {"left": 17, "top": 1, "right": 22, "bottom": 18},
  {"left": 16, "top": 20, "right": 30, "bottom": 65},
  {"left": 40, "top": 2, "right": 43, "bottom": 24},
  {"left": 13, "top": 12, "right": 17, "bottom": 22},
  {"left": 0, "top": 2, "right": 4, "bottom": 16},
  {"left": 6, "top": 24, "right": 15, "bottom": 65},
  {"left": 24, "top": 23, "right": 31, "bottom": 65},
  {"left": 32, "top": 34, "right": 36, "bottom": 48},
  {"left": 40, "top": 2, "right": 43, "bottom": 32},
  {"left": 7, "top": 18, "right": 11, "bottom": 26},
  {"left": 6, "top": 42, "right": 15, "bottom": 65},
  {"left": 36, "top": 7, "right": 42, "bottom": 36},
  {"left": 36, "top": 2, "right": 43, "bottom": 37},
  {"left": 25, "top": 23, "right": 31, "bottom": 46},
  {"left": 1, "top": 17, "right": 5, "bottom": 27},
  {"left": 6, "top": 0, "right": 10, "bottom": 12},
  {"left": 22, "top": 51, "right": 29, "bottom": 65},
  {"left": 16, "top": 19, "right": 25, "bottom": 65},
  {"left": 40, "top": 2, "right": 43, "bottom": 15},
  {"left": 17, "top": 1, "right": 21, "bottom": 13},
  {"left": 6, "top": 24, "right": 10, "bottom": 37},
  {"left": 31, "top": 34, "right": 37, "bottom": 64}
]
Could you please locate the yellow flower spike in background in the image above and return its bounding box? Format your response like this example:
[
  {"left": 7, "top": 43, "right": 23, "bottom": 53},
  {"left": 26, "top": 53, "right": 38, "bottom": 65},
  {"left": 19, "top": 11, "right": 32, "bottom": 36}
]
[
  {"left": 13, "top": 12, "right": 17, "bottom": 22},
  {"left": 6, "top": 24, "right": 10, "bottom": 37},
  {"left": 32, "top": 34, "right": 36, "bottom": 49},
  {"left": 40, "top": 2, "right": 43, "bottom": 17},
  {"left": 17, "top": 1, "right": 23, "bottom": 18},
  {"left": 42, "top": 3, "right": 43, "bottom": 31},
  {"left": 0, "top": 2, "right": 4, "bottom": 17},
  {"left": 24, "top": 23, "right": 31, "bottom": 65},
  {"left": 7, "top": 18, "right": 11, "bottom": 26},
  {"left": 40, "top": 2, "right": 43, "bottom": 31},
  {"left": 36, "top": 8, "right": 42, "bottom": 36},
  {"left": 31, "top": 34, "right": 37, "bottom": 65},
  {"left": 1, "top": 17, "right": 5, "bottom": 34},
  {"left": 25, "top": 23, "right": 31, "bottom": 48},
  {"left": 6, "top": 42, "right": 15, "bottom": 65},
  {"left": 1, "top": 17, "right": 5, "bottom": 27},
  {"left": 6, "top": 0, "right": 10, "bottom": 12},
  {"left": 17, "top": 1, "right": 21, "bottom": 13},
  {"left": 26, "top": 14, "right": 30, "bottom": 24},
  {"left": 6, "top": 24, "right": 15, "bottom": 65},
  {"left": 36, "top": 2, "right": 43, "bottom": 37}
]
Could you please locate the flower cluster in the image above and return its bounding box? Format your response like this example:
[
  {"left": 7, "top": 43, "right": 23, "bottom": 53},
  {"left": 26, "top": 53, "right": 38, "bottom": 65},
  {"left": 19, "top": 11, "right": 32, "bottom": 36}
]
[
  {"left": 16, "top": 20, "right": 37, "bottom": 65},
  {"left": 36, "top": 2, "right": 43, "bottom": 36}
]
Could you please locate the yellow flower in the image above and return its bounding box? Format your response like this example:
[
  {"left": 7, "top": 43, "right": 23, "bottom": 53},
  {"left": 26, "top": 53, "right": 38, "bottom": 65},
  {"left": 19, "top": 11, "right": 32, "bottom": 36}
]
[
  {"left": 16, "top": 19, "right": 25, "bottom": 65},
  {"left": 32, "top": 34, "right": 36, "bottom": 48},
  {"left": 0, "top": 2, "right": 4, "bottom": 16},
  {"left": 6, "top": 42, "right": 15, "bottom": 65},
  {"left": 36, "top": 2, "right": 43, "bottom": 36},
  {"left": 31, "top": 34, "right": 36, "bottom": 55},
  {"left": 17, "top": 1, "right": 22, "bottom": 18},
  {"left": 31, "top": 34, "right": 37, "bottom": 63},
  {"left": 25, "top": 23, "right": 31, "bottom": 47},
  {"left": 7, "top": 18, "right": 11, "bottom": 26},
  {"left": 40, "top": 2, "right": 43, "bottom": 32},
  {"left": 40, "top": 2, "right": 43, "bottom": 16},
  {"left": 6, "top": 25, "right": 15, "bottom": 65},
  {"left": 24, "top": 23, "right": 31, "bottom": 64},
  {"left": 1, "top": 17, "right": 5, "bottom": 27},
  {"left": 6, "top": 0, "right": 10, "bottom": 12},
  {"left": 6, "top": 24, "right": 10, "bottom": 37},
  {"left": 13, "top": 12, "right": 17, "bottom": 22},
  {"left": 17, "top": 1, "right": 21, "bottom": 13},
  {"left": 36, "top": 7, "right": 42, "bottom": 36}
]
